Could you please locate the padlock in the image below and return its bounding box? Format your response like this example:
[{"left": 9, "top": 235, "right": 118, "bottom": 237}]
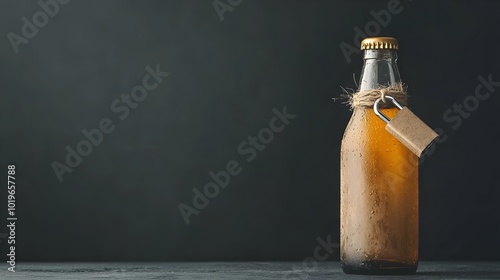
[{"left": 374, "top": 96, "right": 438, "bottom": 158}]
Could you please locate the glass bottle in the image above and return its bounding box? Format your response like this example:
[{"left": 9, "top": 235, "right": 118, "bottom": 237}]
[{"left": 340, "top": 37, "right": 419, "bottom": 275}]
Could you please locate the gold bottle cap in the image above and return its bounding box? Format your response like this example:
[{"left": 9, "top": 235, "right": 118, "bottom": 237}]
[{"left": 360, "top": 37, "right": 399, "bottom": 50}]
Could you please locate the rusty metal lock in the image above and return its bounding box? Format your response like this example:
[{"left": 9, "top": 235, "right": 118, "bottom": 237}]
[{"left": 374, "top": 96, "right": 438, "bottom": 158}]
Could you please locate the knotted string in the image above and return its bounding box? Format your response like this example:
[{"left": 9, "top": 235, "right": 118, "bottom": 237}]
[{"left": 344, "top": 83, "right": 408, "bottom": 109}]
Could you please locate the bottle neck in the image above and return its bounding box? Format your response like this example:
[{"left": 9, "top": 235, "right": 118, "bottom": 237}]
[{"left": 358, "top": 50, "right": 401, "bottom": 91}]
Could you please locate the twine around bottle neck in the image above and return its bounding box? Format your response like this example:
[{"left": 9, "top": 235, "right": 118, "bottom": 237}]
[{"left": 349, "top": 83, "right": 408, "bottom": 109}]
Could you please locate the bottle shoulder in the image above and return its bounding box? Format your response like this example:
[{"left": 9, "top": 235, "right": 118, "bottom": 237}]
[{"left": 341, "top": 107, "right": 400, "bottom": 146}]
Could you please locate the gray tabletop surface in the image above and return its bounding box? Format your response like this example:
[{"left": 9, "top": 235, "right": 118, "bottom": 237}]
[{"left": 2, "top": 262, "right": 500, "bottom": 279}]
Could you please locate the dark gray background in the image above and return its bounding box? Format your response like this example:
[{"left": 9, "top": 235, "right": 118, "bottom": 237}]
[{"left": 0, "top": 0, "right": 499, "bottom": 261}]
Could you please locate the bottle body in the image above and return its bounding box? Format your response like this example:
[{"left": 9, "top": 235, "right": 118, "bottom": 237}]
[
  {"left": 340, "top": 107, "right": 418, "bottom": 274},
  {"left": 340, "top": 41, "right": 419, "bottom": 274}
]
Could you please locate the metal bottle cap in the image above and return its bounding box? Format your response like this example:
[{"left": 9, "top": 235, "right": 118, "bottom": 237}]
[{"left": 361, "top": 37, "right": 399, "bottom": 50}]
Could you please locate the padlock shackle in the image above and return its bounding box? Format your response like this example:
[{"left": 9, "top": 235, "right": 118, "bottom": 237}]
[{"left": 373, "top": 95, "right": 404, "bottom": 124}]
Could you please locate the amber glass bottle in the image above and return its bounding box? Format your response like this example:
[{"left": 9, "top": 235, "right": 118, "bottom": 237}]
[{"left": 340, "top": 37, "right": 419, "bottom": 275}]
